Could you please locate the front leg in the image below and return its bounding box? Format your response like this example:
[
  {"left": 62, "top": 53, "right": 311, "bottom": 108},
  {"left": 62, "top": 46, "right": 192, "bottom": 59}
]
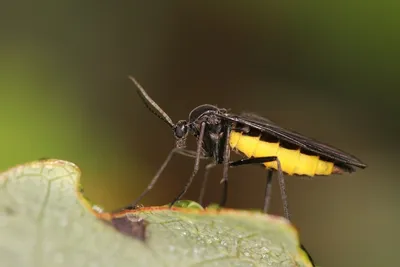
[{"left": 169, "top": 122, "right": 206, "bottom": 207}]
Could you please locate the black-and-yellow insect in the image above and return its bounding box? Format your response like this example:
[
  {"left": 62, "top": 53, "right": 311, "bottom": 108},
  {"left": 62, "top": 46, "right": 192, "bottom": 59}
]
[{"left": 127, "top": 76, "right": 367, "bottom": 222}]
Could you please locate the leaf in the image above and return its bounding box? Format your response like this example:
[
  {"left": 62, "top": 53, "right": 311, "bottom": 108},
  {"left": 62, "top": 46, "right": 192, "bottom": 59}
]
[{"left": 0, "top": 159, "right": 314, "bottom": 267}]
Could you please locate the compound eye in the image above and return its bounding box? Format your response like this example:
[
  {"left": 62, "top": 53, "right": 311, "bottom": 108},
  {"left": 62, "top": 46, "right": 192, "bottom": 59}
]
[{"left": 174, "top": 121, "right": 188, "bottom": 139}]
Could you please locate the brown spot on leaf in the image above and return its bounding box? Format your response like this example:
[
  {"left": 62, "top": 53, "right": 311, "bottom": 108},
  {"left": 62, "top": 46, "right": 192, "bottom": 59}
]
[
  {"left": 110, "top": 215, "right": 147, "bottom": 241},
  {"left": 1, "top": 206, "right": 16, "bottom": 215}
]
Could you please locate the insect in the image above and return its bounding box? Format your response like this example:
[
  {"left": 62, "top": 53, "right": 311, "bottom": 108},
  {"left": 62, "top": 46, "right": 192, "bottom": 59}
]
[{"left": 126, "top": 76, "right": 367, "bottom": 221}]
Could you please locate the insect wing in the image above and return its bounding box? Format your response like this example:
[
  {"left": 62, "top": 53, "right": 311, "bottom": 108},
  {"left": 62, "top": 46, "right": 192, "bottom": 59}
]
[{"left": 217, "top": 112, "right": 366, "bottom": 169}]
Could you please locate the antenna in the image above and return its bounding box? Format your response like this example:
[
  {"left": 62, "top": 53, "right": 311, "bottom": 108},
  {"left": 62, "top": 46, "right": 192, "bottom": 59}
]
[{"left": 128, "top": 76, "right": 174, "bottom": 127}]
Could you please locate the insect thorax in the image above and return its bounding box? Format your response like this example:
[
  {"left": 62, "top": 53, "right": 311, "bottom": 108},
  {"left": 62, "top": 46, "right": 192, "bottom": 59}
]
[{"left": 188, "top": 104, "right": 221, "bottom": 123}]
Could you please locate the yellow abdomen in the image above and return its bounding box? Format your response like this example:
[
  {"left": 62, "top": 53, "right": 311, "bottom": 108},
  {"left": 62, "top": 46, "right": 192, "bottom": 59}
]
[{"left": 229, "top": 131, "right": 334, "bottom": 176}]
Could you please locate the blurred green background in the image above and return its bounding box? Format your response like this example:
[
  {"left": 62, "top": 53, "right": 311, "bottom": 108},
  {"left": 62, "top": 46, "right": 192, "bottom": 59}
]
[{"left": 0, "top": 2, "right": 398, "bottom": 266}]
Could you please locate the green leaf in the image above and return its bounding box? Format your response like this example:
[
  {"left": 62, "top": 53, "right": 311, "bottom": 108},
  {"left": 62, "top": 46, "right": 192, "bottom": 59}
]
[
  {"left": 0, "top": 159, "right": 314, "bottom": 267},
  {"left": 168, "top": 199, "right": 205, "bottom": 210}
]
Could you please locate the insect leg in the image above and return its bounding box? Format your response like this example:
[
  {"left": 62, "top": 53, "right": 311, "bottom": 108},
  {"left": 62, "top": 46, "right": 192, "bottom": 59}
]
[
  {"left": 229, "top": 157, "right": 276, "bottom": 213},
  {"left": 169, "top": 122, "right": 206, "bottom": 207},
  {"left": 198, "top": 162, "right": 217, "bottom": 206},
  {"left": 219, "top": 125, "right": 232, "bottom": 207},
  {"left": 275, "top": 159, "right": 290, "bottom": 221},
  {"left": 117, "top": 147, "right": 204, "bottom": 212},
  {"left": 264, "top": 169, "right": 273, "bottom": 214},
  {"left": 229, "top": 156, "right": 277, "bottom": 166},
  {"left": 228, "top": 156, "right": 290, "bottom": 221},
  {"left": 200, "top": 156, "right": 276, "bottom": 211}
]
